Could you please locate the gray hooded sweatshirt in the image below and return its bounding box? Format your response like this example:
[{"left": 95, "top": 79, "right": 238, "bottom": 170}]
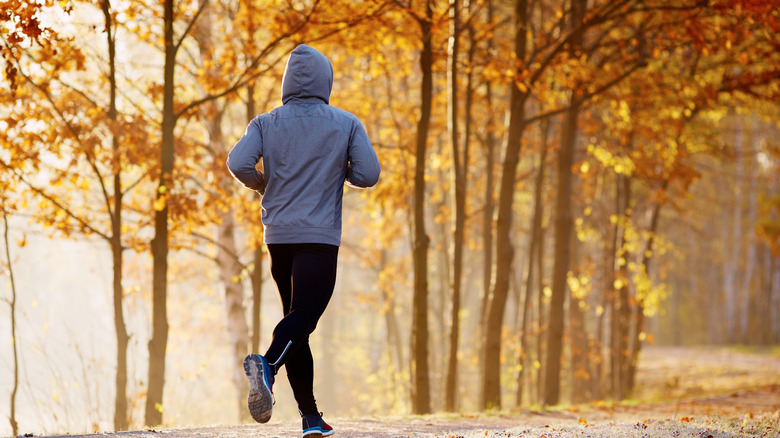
[{"left": 227, "top": 44, "right": 381, "bottom": 246}]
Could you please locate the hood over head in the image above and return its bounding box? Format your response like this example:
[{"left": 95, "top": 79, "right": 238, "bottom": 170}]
[{"left": 281, "top": 44, "right": 333, "bottom": 104}]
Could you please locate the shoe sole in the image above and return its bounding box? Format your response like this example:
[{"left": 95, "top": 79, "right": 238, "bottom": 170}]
[
  {"left": 244, "top": 354, "right": 273, "bottom": 423},
  {"left": 302, "top": 430, "right": 335, "bottom": 438}
]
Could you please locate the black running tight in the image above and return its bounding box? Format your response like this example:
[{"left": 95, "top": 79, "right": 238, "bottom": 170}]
[{"left": 264, "top": 243, "right": 338, "bottom": 416}]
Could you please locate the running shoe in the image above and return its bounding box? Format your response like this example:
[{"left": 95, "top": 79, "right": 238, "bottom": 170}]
[
  {"left": 301, "top": 412, "right": 334, "bottom": 437},
  {"left": 243, "top": 354, "right": 275, "bottom": 423}
]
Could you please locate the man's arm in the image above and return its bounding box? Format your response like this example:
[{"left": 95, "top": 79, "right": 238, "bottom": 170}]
[
  {"left": 346, "top": 119, "right": 381, "bottom": 188},
  {"left": 227, "top": 118, "right": 266, "bottom": 194}
]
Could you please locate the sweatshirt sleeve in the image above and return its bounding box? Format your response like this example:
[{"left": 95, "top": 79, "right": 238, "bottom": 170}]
[
  {"left": 346, "top": 119, "right": 381, "bottom": 188},
  {"left": 227, "top": 117, "right": 266, "bottom": 194}
]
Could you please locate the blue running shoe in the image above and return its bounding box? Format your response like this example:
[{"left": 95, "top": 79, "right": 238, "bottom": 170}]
[
  {"left": 243, "top": 354, "right": 275, "bottom": 423},
  {"left": 302, "top": 412, "right": 334, "bottom": 437}
]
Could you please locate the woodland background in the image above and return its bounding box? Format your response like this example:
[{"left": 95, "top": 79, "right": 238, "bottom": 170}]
[{"left": 0, "top": 0, "right": 778, "bottom": 436}]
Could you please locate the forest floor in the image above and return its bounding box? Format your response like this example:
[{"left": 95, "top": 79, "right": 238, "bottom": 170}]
[{"left": 40, "top": 346, "right": 780, "bottom": 438}]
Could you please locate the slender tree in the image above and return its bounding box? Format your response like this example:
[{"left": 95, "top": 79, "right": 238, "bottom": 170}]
[
  {"left": 516, "top": 119, "right": 549, "bottom": 406},
  {"left": 146, "top": 0, "right": 178, "bottom": 424},
  {"left": 479, "top": 0, "right": 497, "bottom": 335},
  {"left": 247, "top": 83, "right": 265, "bottom": 357},
  {"left": 444, "top": 0, "right": 466, "bottom": 412},
  {"left": 482, "top": 0, "right": 528, "bottom": 410},
  {"left": 543, "top": 0, "right": 585, "bottom": 407},
  {"left": 2, "top": 211, "right": 19, "bottom": 437},
  {"left": 409, "top": 0, "right": 434, "bottom": 414},
  {"left": 99, "top": 0, "right": 131, "bottom": 429}
]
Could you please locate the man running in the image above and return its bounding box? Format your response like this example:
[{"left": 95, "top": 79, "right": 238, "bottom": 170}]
[{"left": 227, "top": 44, "right": 381, "bottom": 437}]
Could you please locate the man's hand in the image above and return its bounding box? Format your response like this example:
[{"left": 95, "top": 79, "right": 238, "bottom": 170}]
[{"left": 255, "top": 170, "right": 266, "bottom": 196}]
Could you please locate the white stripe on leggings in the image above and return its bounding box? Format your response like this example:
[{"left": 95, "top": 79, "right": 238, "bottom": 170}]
[{"left": 270, "top": 340, "right": 293, "bottom": 369}]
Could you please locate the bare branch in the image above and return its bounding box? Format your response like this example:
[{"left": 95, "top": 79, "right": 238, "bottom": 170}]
[
  {"left": 174, "top": 0, "right": 211, "bottom": 56},
  {"left": 186, "top": 231, "right": 250, "bottom": 271},
  {"left": 526, "top": 0, "right": 633, "bottom": 87},
  {"left": 121, "top": 169, "right": 152, "bottom": 197},
  {"left": 0, "top": 160, "right": 111, "bottom": 241}
]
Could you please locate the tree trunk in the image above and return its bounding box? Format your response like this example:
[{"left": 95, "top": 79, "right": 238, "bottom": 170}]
[
  {"left": 4, "top": 212, "right": 19, "bottom": 437},
  {"left": 542, "top": 100, "right": 579, "bottom": 406},
  {"left": 740, "top": 121, "right": 758, "bottom": 343},
  {"left": 481, "top": 0, "right": 528, "bottom": 411},
  {"left": 146, "top": 0, "right": 175, "bottom": 425},
  {"left": 612, "top": 174, "right": 632, "bottom": 401},
  {"left": 605, "top": 179, "right": 621, "bottom": 398},
  {"left": 251, "top": 245, "right": 264, "bottom": 353},
  {"left": 593, "top": 286, "right": 606, "bottom": 400},
  {"left": 217, "top": 209, "right": 251, "bottom": 421},
  {"left": 723, "top": 119, "right": 743, "bottom": 343},
  {"left": 246, "top": 82, "right": 264, "bottom": 356},
  {"left": 759, "top": 245, "right": 778, "bottom": 344},
  {"left": 444, "top": 0, "right": 464, "bottom": 412},
  {"left": 479, "top": 0, "right": 496, "bottom": 345},
  {"left": 434, "top": 205, "right": 449, "bottom": 407},
  {"left": 111, "top": 228, "right": 129, "bottom": 430},
  {"left": 570, "top": 295, "right": 588, "bottom": 403},
  {"left": 516, "top": 120, "right": 549, "bottom": 407},
  {"left": 569, "top": 224, "right": 589, "bottom": 404},
  {"left": 100, "top": 0, "right": 129, "bottom": 430},
  {"left": 410, "top": 0, "right": 433, "bottom": 415},
  {"left": 380, "top": 249, "right": 405, "bottom": 383},
  {"left": 683, "top": 228, "right": 695, "bottom": 346},
  {"left": 626, "top": 189, "right": 664, "bottom": 396},
  {"left": 535, "top": 211, "right": 547, "bottom": 404},
  {"left": 208, "top": 88, "right": 250, "bottom": 418},
  {"left": 542, "top": 0, "right": 586, "bottom": 406}
]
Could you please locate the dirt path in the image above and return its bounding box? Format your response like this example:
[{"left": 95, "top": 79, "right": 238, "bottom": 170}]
[
  {"left": 41, "top": 347, "right": 780, "bottom": 438},
  {"left": 41, "top": 385, "right": 779, "bottom": 438}
]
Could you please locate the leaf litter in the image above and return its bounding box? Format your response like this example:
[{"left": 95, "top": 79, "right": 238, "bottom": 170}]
[{"left": 436, "top": 412, "right": 780, "bottom": 438}]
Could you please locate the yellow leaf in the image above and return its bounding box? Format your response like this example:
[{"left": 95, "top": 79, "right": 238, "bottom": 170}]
[{"left": 578, "top": 417, "right": 588, "bottom": 425}]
